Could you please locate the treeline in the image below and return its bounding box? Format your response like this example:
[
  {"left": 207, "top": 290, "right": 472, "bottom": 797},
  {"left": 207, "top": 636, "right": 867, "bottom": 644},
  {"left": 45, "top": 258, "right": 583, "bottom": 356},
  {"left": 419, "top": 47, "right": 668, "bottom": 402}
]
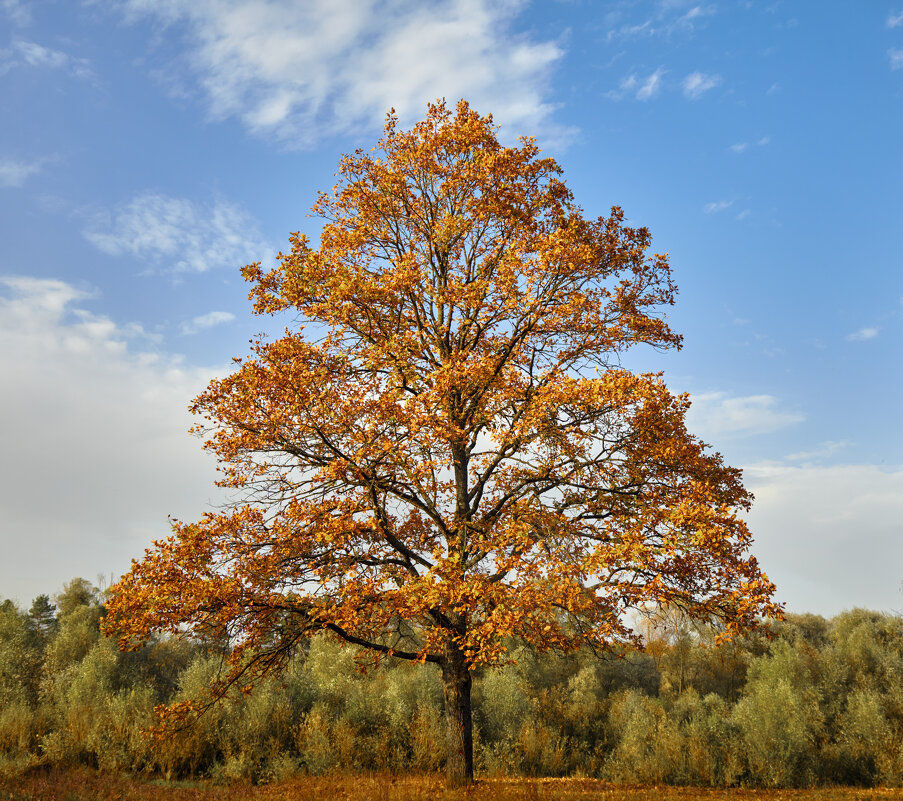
[{"left": 1, "top": 578, "right": 902, "bottom": 788}]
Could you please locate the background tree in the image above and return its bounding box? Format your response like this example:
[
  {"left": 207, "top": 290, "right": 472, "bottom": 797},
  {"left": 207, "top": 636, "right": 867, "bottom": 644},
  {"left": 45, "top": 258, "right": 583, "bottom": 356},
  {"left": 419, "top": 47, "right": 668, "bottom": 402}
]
[
  {"left": 28, "top": 595, "right": 57, "bottom": 642},
  {"left": 104, "top": 100, "right": 781, "bottom": 787}
]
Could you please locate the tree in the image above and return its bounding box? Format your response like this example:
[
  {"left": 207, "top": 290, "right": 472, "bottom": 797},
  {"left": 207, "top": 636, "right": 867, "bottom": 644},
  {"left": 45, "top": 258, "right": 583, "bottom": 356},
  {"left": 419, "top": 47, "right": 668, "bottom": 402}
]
[
  {"left": 28, "top": 594, "right": 57, "bottom": 640},
  {"left": 55, "top": 578, "right": 98, "bottom": 617},
  {"left": 104, "top": 100, "right": 781, "bottom": 787},
  {"left": 0, "top": 599, "right": 41, "bottom": 705}
]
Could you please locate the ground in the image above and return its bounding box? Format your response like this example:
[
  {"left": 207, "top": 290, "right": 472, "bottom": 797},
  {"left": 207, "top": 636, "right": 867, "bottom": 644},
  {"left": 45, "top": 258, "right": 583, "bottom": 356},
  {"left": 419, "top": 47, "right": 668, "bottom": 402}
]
[{"left": 2, "top": 770, "right": 903, "bottom": 801}]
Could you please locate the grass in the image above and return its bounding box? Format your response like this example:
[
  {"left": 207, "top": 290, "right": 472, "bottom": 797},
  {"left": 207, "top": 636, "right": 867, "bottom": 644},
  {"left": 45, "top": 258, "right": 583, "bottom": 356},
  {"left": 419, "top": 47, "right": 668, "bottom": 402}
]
[{"left": 2, "top": 770, "right": 903, "bottom": 801}]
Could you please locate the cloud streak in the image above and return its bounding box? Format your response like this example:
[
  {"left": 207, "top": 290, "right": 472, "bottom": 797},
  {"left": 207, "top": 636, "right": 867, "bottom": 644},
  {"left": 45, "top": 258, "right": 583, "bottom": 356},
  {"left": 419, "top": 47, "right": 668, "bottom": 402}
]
[
  {"left": 846, "top": 326, "right": 879, "bottom": 341},
  {"left": 0, "top": 40, "right": 93, "bottom": 79},
  {"left": 682, "top": 71, "right": 720, "bottom": 99},
  {"left": 785, "top": 440, "right": 849, "bottom": 462},
  {"left": 606, "top": 3, "right": 716, "bottom": 41},
  {"left": 730, "top": 136, "right": 770, "bottom": 154},
  {"left": 84, "top": 192, "right": 271, "bottom": 274},
  {"left": 181, "top": 310, "right": 236, "bottom": 335},
  {"left": 609, "top": 67, "right": 665, "bottom": 101},
  {"left": 1, "top": 0, "right": 30, "bottom": 25},
  {"left": 0, "top": 157, "right": 45, "bottom": 187},
  {"left": 704, "top": 199, "right": 733, "bottom": 213},
  {"left": 115, "top": 0, "right": 566, "bottom": 147},
  {"left": 636, "top": 67, "right": 664, "bottom": 100},
  {"left": 686, "top": 392, "right": 804, "bottom": 439}
]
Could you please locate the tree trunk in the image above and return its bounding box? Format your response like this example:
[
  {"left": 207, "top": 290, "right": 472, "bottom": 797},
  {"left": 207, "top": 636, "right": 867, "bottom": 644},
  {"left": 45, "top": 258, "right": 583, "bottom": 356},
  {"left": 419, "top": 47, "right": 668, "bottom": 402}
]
[{"left": 441, "top": 642, "right": 474, "bottom": 787}]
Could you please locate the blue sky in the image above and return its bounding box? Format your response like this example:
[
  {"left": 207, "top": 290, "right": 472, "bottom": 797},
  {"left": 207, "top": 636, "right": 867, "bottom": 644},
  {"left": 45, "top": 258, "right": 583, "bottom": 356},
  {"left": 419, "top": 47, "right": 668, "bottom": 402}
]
[{"left": 1, "top": 0, "right": 901, "bottom": 617}]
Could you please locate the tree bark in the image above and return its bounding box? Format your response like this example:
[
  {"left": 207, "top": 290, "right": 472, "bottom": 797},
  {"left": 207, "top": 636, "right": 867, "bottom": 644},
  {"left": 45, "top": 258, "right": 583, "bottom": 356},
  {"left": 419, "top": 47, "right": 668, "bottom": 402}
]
[{"left": 441, "top": 641, "right": 474, "bottom": 787}]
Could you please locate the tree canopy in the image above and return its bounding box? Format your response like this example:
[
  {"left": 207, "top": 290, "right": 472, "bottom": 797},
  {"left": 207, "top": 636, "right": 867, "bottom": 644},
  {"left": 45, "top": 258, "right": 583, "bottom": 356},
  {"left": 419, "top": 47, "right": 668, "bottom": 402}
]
[{"left": 104, "top": 100, "right": 781, "bottom": 786}]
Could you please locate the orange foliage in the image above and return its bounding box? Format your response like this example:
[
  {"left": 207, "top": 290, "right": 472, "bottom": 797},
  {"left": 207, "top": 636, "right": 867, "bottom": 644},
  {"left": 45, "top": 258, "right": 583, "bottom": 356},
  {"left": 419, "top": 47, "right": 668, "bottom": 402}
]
[{"left": 104, "top": 99, "right": 780, "bottom": 720}]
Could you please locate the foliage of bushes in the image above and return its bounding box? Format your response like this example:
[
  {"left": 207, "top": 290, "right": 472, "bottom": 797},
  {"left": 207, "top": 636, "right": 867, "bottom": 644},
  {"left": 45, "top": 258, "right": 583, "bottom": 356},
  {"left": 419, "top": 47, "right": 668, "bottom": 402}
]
[{"left": 1, "top": 579, "right": 902, "bottom": 787}]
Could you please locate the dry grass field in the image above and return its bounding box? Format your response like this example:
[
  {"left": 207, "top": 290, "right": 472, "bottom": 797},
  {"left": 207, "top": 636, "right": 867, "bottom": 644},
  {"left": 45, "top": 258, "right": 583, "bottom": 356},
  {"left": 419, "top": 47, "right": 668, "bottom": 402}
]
[{"left": 2, "top": 771, "right": 903, "bottom": 801}]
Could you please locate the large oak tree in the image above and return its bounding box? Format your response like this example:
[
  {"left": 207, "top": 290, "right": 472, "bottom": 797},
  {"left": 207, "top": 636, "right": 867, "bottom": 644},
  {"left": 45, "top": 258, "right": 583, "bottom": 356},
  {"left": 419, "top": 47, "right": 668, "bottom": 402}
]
[{"left": 105, "top": 101, "right": 780, "bottom": 787}]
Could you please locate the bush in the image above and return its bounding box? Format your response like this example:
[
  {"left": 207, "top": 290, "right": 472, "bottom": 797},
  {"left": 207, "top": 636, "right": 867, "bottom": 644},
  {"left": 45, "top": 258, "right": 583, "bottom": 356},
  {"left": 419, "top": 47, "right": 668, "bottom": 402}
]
[
  {"left": 730, "top": 641, "right": 824, "bottom": 787},
  {"left": 604, "top": 689, "right": 681, "bottom": 784}
]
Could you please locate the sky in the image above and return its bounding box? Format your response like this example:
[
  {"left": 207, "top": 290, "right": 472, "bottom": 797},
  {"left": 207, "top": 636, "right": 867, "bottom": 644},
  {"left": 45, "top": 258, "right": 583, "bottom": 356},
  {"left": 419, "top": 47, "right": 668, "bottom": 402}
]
[{"left": 1, "top": 0, "right": 901, "bottom": 618}]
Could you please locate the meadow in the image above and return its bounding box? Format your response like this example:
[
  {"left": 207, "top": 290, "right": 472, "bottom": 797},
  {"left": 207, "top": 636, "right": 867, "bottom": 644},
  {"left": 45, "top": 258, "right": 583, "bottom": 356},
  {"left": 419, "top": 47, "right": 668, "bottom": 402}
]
[{"left": 4, "top": 771, "right": 903, "bottom": 801}]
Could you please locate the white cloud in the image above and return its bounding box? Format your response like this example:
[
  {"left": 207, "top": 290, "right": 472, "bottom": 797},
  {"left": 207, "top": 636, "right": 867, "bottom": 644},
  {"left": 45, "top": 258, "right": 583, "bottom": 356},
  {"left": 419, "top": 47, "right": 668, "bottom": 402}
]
[
  {"left": 84, "top": 192, "right": 271, "bottom": 274},
  {"left": 785, "top": 440, "right": 849, "bottom": 462},
  {"left": 847, "top": 326, "right": 879, "bottom": 341},
  {"left": 891, "top": 49, "right": 903, "bottom": 69},
  {"left": 682, "top": 71, "right": 720, "bottom": 99},
  {"left": 607, "top": 2, "right": 716, "bottom": 41},
  {"left": 0, "top": 276, "right": 227, "bottom": 605},
  {"left": 888, "top": 10, "right": 903, "bottom": 28},
  {"left": 14, "top": 40, "right": 68, "bottom": 68},
  {"left": 1, "top": 0, "right": 30, "bottom": 25},
  {"left": 0, "top": 157, "right": 44, "bottom": 187},
  {"left": 0, "top": 40, "right": 93, "bottom": 79},
  {"left": 704, "top": 199, "right": 732, "bottom": 213},
  {"left": 744, "top": 462, "right": 903, "bottom": 614},
  {"left": 114, "top": 0, "right": 566, "bottom": 147},
  {"left": 607, "top": 74, "right": 636, "bottom": 101},
  {"left": 181, "top": 310, "right": 235, "bottom": 335},
  {"left": 686, "top": 392, "right": 804, "bottom": 439},
  {"left": 605, "top": 64, "right": 664, "bottom": 104},
  {"left": 675, "top": 4, "right": 717, "bottom": 27},
  {"left": 735, "top": 208, "right": 751, "bottom": 220},
  {"left": 730, "top": 136, "right": 769, "bottom": 154},
  {"left": 636, "top": 67, "right": 664, "bottom": 100}
]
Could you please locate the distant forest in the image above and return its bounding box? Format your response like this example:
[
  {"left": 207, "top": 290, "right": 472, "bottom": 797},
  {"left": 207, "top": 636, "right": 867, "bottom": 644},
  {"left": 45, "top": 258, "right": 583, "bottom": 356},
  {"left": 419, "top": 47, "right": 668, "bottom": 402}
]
[{"left": 1, "top": 578, "right": 902, "bottom": 788}]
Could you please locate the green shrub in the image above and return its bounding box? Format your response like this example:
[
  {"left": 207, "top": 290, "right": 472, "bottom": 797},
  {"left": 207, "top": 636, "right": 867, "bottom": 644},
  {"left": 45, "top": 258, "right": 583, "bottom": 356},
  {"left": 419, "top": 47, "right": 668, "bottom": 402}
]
[
  {"left": 730, "top": 642, "right": 824, "bottom": 787},
  {"left": 604, "top": 689, "right": 681, "bottom": 784}
]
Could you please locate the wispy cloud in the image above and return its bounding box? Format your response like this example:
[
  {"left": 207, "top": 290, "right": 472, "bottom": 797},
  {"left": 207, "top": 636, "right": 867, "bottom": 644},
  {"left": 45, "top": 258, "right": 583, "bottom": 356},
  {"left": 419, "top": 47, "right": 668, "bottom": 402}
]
[
  {"left": 114, "top": 0, "right": 566, "bottom": 147},
  {"left": 1, "top": 0, "right": 30, "bottom": 25},
  {"left": 846, "top": 326, "right": 879, "bottom": 341},
  {"left": 705, "top": 201, "right": 750, "bottom": 221},
  {"left": 730, "top": 136, "right": 770, "bottom": 154},
  {"left": 704, "top": 199, "right": 733, "bottom": 213},
  {"left": 785, "top": 440, "right": 849, "bottom": 462},
  {"left": 84, "top": 193, "right": 271, "bottom": 274},
  {"left": 888, "top": 10, "right": 903, "bottom": 28},
  {"left": 0, "top": 40, "right": 93, "bottom": 79},
  {"left": 0, "top": 157, "right": 45, "bottom": 187},
  {"left": 682, "top": 71, "right": 721, "bottom": 99},
  {"left": 181, "top": 310, "right": 235, "bottom": 335},
  {"left": 890, "top": 49, "right": 903, "bottom": 69},
  {"left": 607, "top": 3, "right": 716, "bottom": 41},
  {"left": 686, "top": 392, "right": 804, "bottom": 439},
  {"left": 636, "top": 67, "right": 664, "bottom": 100},
  {"left": 609, "top": 67, "right": 665, "bottom": 101}
]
